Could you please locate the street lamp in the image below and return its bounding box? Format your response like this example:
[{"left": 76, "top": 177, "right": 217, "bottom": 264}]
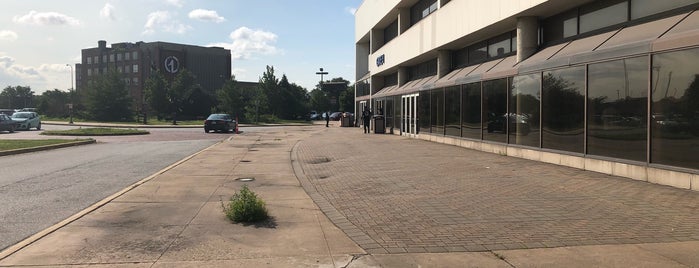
[
  {"left": 65, "top": 64, "right": 74, "bottom": 124},
  {"left": 315, "top": 67, "right": 329, "bottom": 115}
]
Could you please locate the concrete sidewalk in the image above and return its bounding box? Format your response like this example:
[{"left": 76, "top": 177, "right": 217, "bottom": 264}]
[{"left": 1, "top": 124, "right": 698, "bottom": 267}]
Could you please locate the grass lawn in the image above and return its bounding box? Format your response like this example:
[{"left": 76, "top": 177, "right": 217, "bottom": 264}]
[
  {"left": 0, "top": 139, "right": 90, "bottom": 151},
  {"left": 41, "top": 128, "right": 149, "bottom": 136}
]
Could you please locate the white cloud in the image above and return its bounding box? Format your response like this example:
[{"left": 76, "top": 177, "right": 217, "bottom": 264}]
[
  {"left": 0, "top": 55, "right": 74, "bottom": 92},
  {"left": 345, "top": 7, "right": 357, "bottom": 15},
  {"left": 188, "top": 9, "right": 225, "bottom": 23},
  {"left": 208, "top": 27, "right": 280, "bottom": 60},
  {"left": 143, "top": 11, "right": 191, "bottom": 35},
  {"left": 12, "top": 11, "right": 80, "bottom": 26},
  {"left": 100, "top": 3, "right": 116, "bottom": 20},
  {"left": 0, "top": 30, "right": 18, "bottom": 41},
  {"left": 166, "top": 0, "right": 184, "bottom": 8}
]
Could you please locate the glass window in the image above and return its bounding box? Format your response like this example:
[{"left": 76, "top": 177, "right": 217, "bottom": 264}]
[
  {"left": 102, "top": 55, "right": 107, "bottom": 63},
  {"left": 87, "top": 69, "right": 92, "bottom": 76},
  {"left": 125, "top": 52, "right": 131, "bottom": 60},
  {"left": 445, "top": 86, "right": 461, "bottom": 137},
  {"left": 542, "top": 66, "right": 586, "bottom": 153},
  {"left": 109, "top": 54, "right": 115, "bottom": 62},
  {"left": 132, "top": 51, "right": 138, "bottom": 60},
  {"left": 452, "top": 47, "right": 469, "bottom": 68},
  {"left": 579, "top": 0, "right": 628, "bottom": 34},
  {"left": 462, "top": 82, "right": 482, "bottom": 139},
  {"left": 483, "top": 78, "right": 508, "bottom": 143},
  {"left": 409, "top": 59, "right": 437, "bottom": 81},
  {"left": 410, "top": 0, "right": 438, "bottom": 25},
  {"left": 94, "top": 56, "right": 99, "bottom": 64},
  {"left": 543, "top": 10, "right": 578, "bottom": 43},
  {"left": 468, "top": 41, "right": 488, "bottom": 64},
  {"left": 87, "top": 57, "right": 92, "bottom": 64},
  {"left": 133, "top": 65, "right": 139, "bottom": 73},
  {"left": 510, "top": 74, "right": 541, "bottom": 147},
  {"left": 588, "top": 57, "right": 648, "bottom": 161},
  {"left": 384, "top": 73, "right": 398, "bottom": 87},
  {"left": 385, "top": 99, "right": 394, "bottom": 129},
  {"left": 394, "top": 95, "right": 402, "bottom": 134},
  {"left": 651, "top": 48, "right": 699, "bottom": 169},
  {"left": 384, "top": 19, "right": 398, "bottom": 44},
  {"left": 631, "top": 0, "right": 699, "bottom": 19},
  {"left": 431, "top": 88, "right": 445, "bottom": 135},
  {"left": 488, "top": 33, "right": 512, "bottom": 58},
  {"left": 133, "top": 77, "right": 139, "bottom": 84},
  {"left": 117, "top": 53, "right": 123, "bottom": 61},
  {"left": 125, "top": 65, "right": 131, "bottom": 73},
  {"left": 117, "top": 66, "right": 122, "bottom": 73},
  {"left": 419, "top": 93, "right": 431, "bottom": 134}
]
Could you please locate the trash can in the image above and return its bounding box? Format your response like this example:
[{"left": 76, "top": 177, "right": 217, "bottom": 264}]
[
  {"left": 341, "top": 115, "right": 352, "bottom": 127},
  {"left": 373, "top": 115, "right": 385, "bottom": 134}
]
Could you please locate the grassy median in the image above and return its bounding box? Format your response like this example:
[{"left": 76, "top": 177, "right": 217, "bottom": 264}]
[
  {"left": 41, "top": 127, "right": 149, "bottom": 136},
  {"left": 0, "top": 139, "right": 90, "bottom": 151}
]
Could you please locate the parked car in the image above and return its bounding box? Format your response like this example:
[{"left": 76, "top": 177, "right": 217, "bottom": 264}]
[
  {"left": 309, "top": 110, "right": 320, "bottom": 120},
  {"left": 329, "top": 112, "right": 343, "bottom": 121},
  {"left": 0, "top": 109, "right": 14, "bottom": 116},
  {"left": 0, "top": 114, "right": 16, "bottom": 133},
  {"left": 11, "top": 111, "right": 41, "bottom": 130},
  {"left": 204, "top": 113, "right": 237, "bottom": 133}
]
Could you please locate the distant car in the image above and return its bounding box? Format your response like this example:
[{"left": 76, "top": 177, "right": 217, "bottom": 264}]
[
  {"left": 329, "top": 112, "right": 343, "bottom": 121},
  {"left": 309, "top": 111, "right": 320, "bottom": 120},
  {"left": 0, "top": 114, "right": 16, "bottom": 133},
  {"left": 11, "top": 111, "right": 41, "bottom": 130},
  {"left": 204, "top": 113, "right": 237, "bottom": 133},
  {"left": 0, "top": 109, "right": 14, "bottom": 116}
]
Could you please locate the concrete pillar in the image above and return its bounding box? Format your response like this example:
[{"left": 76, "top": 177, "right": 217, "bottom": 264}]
[
  {"left": 356, "top": 42, "right": 370, "bottom": 79},
  {"left": 398, "top": 67, "right": 409, "bottom": 87},
  {"left": 438, "top": 50, "right": 451, "bottom": 79},
  {"left": 517, "top": 16, "right": 538, "bottom": 63},
  {"left": 398, "top": 8, "right": 410, "bottom": 34}
]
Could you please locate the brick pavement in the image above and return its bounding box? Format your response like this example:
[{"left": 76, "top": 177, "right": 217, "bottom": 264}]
[{"left": 294, "top": 127, "right": 699, "bottom": 254}]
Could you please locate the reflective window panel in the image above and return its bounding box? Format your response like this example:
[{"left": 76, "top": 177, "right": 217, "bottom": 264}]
[
  {"left": 483, "top": 78, "right": 508, "bottom": 143},
  {"left": 509, "top": 74, "right": 541, "bottom": 147},
  {"left": 587, "top": 57, "right": 648, "bottom": 161},
  {"left": 431, "top": 88, "right": 445, "bottom": 135},
  {"left": 631, "top": 0, "right": 699, "bottom": 19},
  {"left": 462, "top": 82, "right": 482, "bottom": 139},
  {"left": 542, "top": 66, "right": 586, "bottom": 153},
  {"left": 419, "top": 92, "right": 431, "bottom": 134},
  {"left": 445, "top": 86, "right": 461, "bottom": 137},
  {"left": 651, "top": 48, "right": 699, "bottom": 169},
  {"left": 580, "top": 0, "right": 628, "bottom": 34}
]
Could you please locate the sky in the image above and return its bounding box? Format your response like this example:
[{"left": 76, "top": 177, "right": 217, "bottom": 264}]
[{"left": 0, "top": 0, "right": 362, "bottom": 94}]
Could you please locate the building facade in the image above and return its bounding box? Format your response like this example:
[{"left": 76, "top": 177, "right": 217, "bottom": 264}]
[
  {"left": 355, "top": 0, "right": 699, "bottom": 191},
  {"left": 76, "top": 40, "right": 231, "bottom": 112}
]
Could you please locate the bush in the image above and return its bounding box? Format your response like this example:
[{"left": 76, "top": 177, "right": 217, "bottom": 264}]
[{"left": 224, "top": 185, "right": 269, "bottom": 223}]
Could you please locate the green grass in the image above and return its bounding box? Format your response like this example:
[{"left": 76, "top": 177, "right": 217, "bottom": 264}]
[
  {"left": 40, "top": 116, "right": 203, "bottom": 126},
  {"left": 0, "top": 139, "right": 90, "bottom": 151},
  {"left": 41, "top": 127, "right": 149, "bottom": 136}
]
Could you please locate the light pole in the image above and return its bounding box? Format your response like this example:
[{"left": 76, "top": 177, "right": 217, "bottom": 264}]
[
  {"left": 65, "top": 64, "right": 74, "bottom": 124},
  {"left": 315, "top": 67, "right": 329, "bottom": 115}
]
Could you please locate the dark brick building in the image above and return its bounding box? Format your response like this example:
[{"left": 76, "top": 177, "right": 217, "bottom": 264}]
[{"left": 75, "top": 40, "right": 231, "bottom": 113}]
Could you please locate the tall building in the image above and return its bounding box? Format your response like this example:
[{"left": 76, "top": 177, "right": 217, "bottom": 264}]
[
  {"left": 355, "top": 0, "right": 699, "bottom": 190},
  {"left": 76, "top": 40, "right": 231, "bottom": 112}
]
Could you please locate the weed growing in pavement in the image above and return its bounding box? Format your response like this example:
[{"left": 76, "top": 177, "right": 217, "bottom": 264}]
[{"left": 224, "top": 185, "right": 269, "bottom": 223}]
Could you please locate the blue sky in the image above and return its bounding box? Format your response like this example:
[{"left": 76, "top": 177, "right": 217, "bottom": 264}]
[{"left": 0, "top": 0, "right": 362, "bottom": 94}]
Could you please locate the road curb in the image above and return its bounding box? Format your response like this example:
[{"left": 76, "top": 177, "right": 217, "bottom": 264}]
[{"left": 0, "top": 139, "right": 97, "bottom": 157}]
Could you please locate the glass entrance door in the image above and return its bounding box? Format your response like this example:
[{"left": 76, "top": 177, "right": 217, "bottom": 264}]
[{"left": 401, "top": 93, "right": 418, "bottom": 137}]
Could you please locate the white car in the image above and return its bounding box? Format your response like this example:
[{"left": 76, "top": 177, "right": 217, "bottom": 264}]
[{"left": 11, "top": 111, "right": 41, "bottom": 130}]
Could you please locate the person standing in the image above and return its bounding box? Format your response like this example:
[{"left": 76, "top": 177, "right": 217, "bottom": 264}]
[
  {"left": 325, "top": 111, "right": 330, "bottom": 127},
  {"left": 361, "top": 107, "right": 372, "bottom": 133}
]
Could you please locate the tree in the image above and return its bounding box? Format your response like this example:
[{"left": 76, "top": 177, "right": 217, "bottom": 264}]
[
  {"left": 144, "top": 69, "right": 201, "bottom": 124},
  {"left": 0, "top": 86, "right": 17, "bottom": 108},
  {"left": 36, "top": 89, "right": 71, "bottom": 117},
  {"left": 339, "top": 82, "right": 355, "bottom": 112},
  {"left": 86, "top": 71, "right": 133, "bottom": 121},
  {"left": 169, "top": 69, "right": 200, "bottom": 124},
  {"left": 309, "top": 88, "right": 330, "bottom": 114},
  {"left": 144, "top": 71, "right": 169, "bottom": 120},
  {"left": 278, "top": 75, "right": 309, "bottom": 120},
  {"left": 217, "top": 76, "right": 248, "bottom": 121},
  {"left": 259, "top": 65, "right": 280, "bottom": 116}
]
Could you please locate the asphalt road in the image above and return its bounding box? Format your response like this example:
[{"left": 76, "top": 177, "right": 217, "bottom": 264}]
[{"left": 0, "top": 125, "right": 246, "bottom": 251}]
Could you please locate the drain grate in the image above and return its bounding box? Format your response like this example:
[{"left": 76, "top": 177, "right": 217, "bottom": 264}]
[
  {"left": 235, "top": 177, "right": 255, "bottom": 182},
  {"left": 240, "top": 160, "right": 251, "bottom": 163}
]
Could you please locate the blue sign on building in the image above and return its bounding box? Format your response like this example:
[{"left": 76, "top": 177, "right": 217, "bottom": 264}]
[{"left": 376, "top": 54, "right": 385, "bottom": 67}]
